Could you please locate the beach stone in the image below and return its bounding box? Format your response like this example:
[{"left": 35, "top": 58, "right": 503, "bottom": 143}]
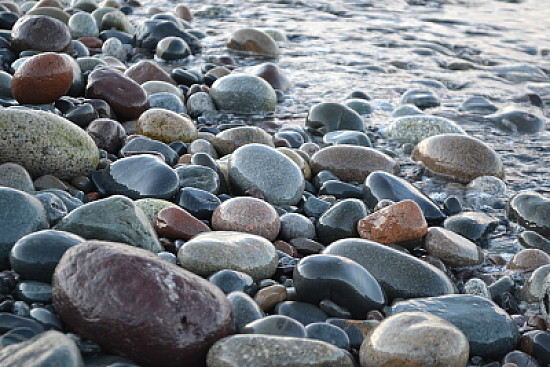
[
  {"left": 0, "top": 313, "right": 45, "bottom": 335},
  {"left": 508, "top": 249, "right": 550, "bottom": 272},
  {"left": 310, "top": 146, "right": 398, "bottom": 183},
  {"left": 227, "top": 291, "right": 263, "bottom": 332},
  {"left": 209, "top": 270, "right": 256, "bottom": 295},
  {"left": 120, "top": 137, "right": 178, "bottom": 166},
  {"left": 178, "top": 231, "right": 278, "bottom": 281},
  {"left": 175, "top": 187, "right": 221, "bottom": 220},
  {"left": 316, "top": 198, "right": 368, "bottom": 245},
  {"left": 137, "top": 20, "right": 201, "bottom": 55},
  {"left": 0, "top": 163, "right": 34, "bottom": 192},
  {"left": 212, "top": 126, "right": 274, "bottom": 156},
  {"left": 11, "top": 52, "right": 72, "bottom": 105},
  {"left": 135, "top": 198, "right": 179, "bottom": 224},
  {"left": 522, "top": 265, "right": 550, "bottom": 303},
  {"left": 294, "top": 254, "right": 386, "bottom": 319},
  {"left": 137, "top": 108, "right": 197, "bottom": 144},
  {"left": 324, "top": 238, "right": 454, "bottom": 301},
  {"left": 10, "top": 230, "right": 84, "bottom": 283},
  {"left": 156, "top": 36, "right": 190, "bottom": 60},
  {"left": 212, "top": 197, "right": 280, "bottom": 241},
  {"left": 463, "top": 278, "right": 491, "bottom": 298},
  {"left": 150, "top": 92, "right": 187, "bottom": 113},
  {"left": 306, "top": 322, "right": 350, "bottom": 350},
  {"left": 210, "top": 74, "right": 277, "bottom": 114},
  {"left": 357, "top": 200, "right": 427, "bottom": 245},
  {"left": 388, "top": 115, "right": 466, "bottom": 144},
  {"left": 124, "top": 60, "right": 176, "bottom": 85},
  {"left": 392, "top": 104, "right": 423, "bottom": 117},
  {"left": 226, "top": 28, "right": 279, "bottom": 56},
  {"left": 101, "top": 155, "right": 179, "bottom": 200},
  {"left": 176, "top": 164, "right": 220, "bottom": 193},
  {"left": 86, "top": 118, "right": 126, "bottom": 154},
  {"left": 85, "top": 67, "right": 149, "bottom": 121},
  {"left": 154, "top": 206, "right": 211, "bottom": 240},
  {"left": 206, "top": 334, "right": 354, "bottom": 367},
  {"left": 359, "top": 311, "right": 469, "bottom": 367},
  {"left": 175, "top": 4, "right": 192, "bottom": 21},
  {"left": 344, "top": 99, "right": 373, "bottom": 115},
  {"left": 101, "top": 37, "right": 126, "bottom": 61},
  {"left": 459, "top": 96, "right": 498, "bottom": 115},
  {"left": 520, "top": 331, "right": 550, "bottom": 366},
  {"left": 508, "top": 191, "right": 550, "bottom": 239},
  {"left": 186, "top": 91, "right": 216, "bottom": 116},
  {"left": 54, "top": 195, "right": 163, "bottom": 253},
  {"left": 242, "top": 315, "right": 307, "bottom": 338},
  {"left": 252, "top": 62, "right": 291, "bottom": 91},
  {"left": 26, "top": 7, "right": 69, "bottom": 23},
  {"left": 487, "top": 108, "right": 546, "bottom": 134},
  {"left": 279, "top": 213, "right": 316, "bottom": 241},
  {"left": 323, "top": 130, "right": 372, "bottom": 147},
  {"left": 142, "top": 80, "right": 183, "bottom": 99},
  {"left": 15, "top": 280, "right": 52, "bottom": 303},
  {"left": 52, "top": 240, "right": 234, "bottom": 367},
  {"left": 254, "top": 284, "right": 287, "bottom": 311},
  {"left": 411, "top": 134, "right": 504, "bottom": 183},
  {"left": 0, "top": 71, "right": 12, "bottom": 99},
  {"left": 228, "top": 144, "right": 304, "bottom": 206},
  {"left": 0, "top": 187, "right": 48, "bottom": 269},
  {"left": 424, "top": 227, "right": 484, "bottom": 267},
  {"left": 391, "top": 294, "right": 519, "bottom": 358},
  {"left": 274, "top": 301, "right": 328, "bottom": 325},
  {"left": 68, "top": 12, "right": 99, "bottom": 38},
  {"left": 277, "top": 148, "right": 311, "bottom": 180},
  {"left": 444, "top": 212, "right": 499, "bottom": 243},
  {"left": 306, "top": 102, "right": 364, "bottom": 133},
  {"left": 11, "top": 15, "right": 72, "bottom": 54},
  {"left": 33, "top": 192, "right": 67, "bottom": 225},
  {"left": 0, "top": 330, "right": 83, "bottom": 367},
  {"left": 401, "top": 88, "right": 439, "bottom": 109},
  {"left": 502, "top": 350, "right": 540, "bottom": 367},
  {"left": 189, "top": 139, "right": 218, "bottom": 158}
]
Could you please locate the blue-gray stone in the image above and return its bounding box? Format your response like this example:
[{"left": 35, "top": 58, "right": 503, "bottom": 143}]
[
  {"left": 227, "top": 291, "right": 263, "bottom": 332},
  {"left": 0, "top": 313, "right": 45, "bottom": 335},
  {"left": 14, "top": 281, "right": 52, "bottom": 303},
  {"left": 507, "top": 191, "right": 550, "bottom": 239},
  {"left": 344, "top": 99, "right": 373, "bottom": 115},
  {"left": 209, "top": 269, "right": 257, "bottom": 295},
  {"left": 176, "top": 165, "right": 220, "bottom": 194},
  {"left": 306, "top": 102, "right": 364, "bottom": 133},
  {"left": 30, "top": 308, "right": 63, "bottom": 330},
  {"left": 459, "top": 96, "right": 497, "bottom": 115},
  {"left": 274, "top": 301, "right": 328, "bottom": 325},
  {"left": 444, "top": 212, "right": 499, "bottom": 243},
  {"left": 149, "top": 92, "right": 186, "bottom": 114},
  {"left": 327, "top": 318, "right": 380, "bottom": 349},
  {"left": 0, "top": 327, "right": 39, "bottom": 347},
  {"left": 175, "top": 187, "right": 221, "bottom": 220},
  {"left": 33, "top": 189, "right": 83, "bottom": 212},
  {"left": 279, "top": 213, "right": 316, "bottom": 241},
  {"left": 33, "top": 192, "right": 68, "bottom": 225},
  {"left": 401, "top": 88, "right": 439, "bottom": 109},
  {"left": 120, "top": 137, "right": 179, "bottom": 166},
  {"left": 303, "top": 196, "right": 331, "bottom": 219},
  {"left": 241, "top": 315, "right": 307, "bottom": 338},
  {"left": 323, "top": 130, "right": 372, "bottom": 147},
  {"left": 316, "top": 199, "right": 368, "bottom": 244},
  {"left": 306, "top": 322, "right": 350, "bottom": 350},
  {"left": 487, "top": 108, "right": 546, "bottom": 133}
]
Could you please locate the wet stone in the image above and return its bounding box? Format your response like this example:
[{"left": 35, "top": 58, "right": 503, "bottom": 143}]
[
  {"left": 11, "top": 15, "right": 72, "bottom": 54},
  {"left": 86, "top": 118, "right": 126, "bottom": 155},
  {"left": 252, "top": 62, "right": 291, "bottom": 91},
  {"left": 0, "top": 313, "right": 45, "bottom": 335},
  {"left": 253, "top": 284, "right": 287, "bottom": 311},
  {"left": 208, "top": 270, "right": 256, "bottom": 295},
  {"left": 423, "top": 227, "right": 484, "bottom": 268},
  {"left": 401, "top": 88, "right": 440, "bottom": 109},
  {"left": 0, "top": 163, "right": 34, "bottom": 192},
  {"left": 305, "top": 322, "right": 350, "bottom": 350},
  {"left": 29, "top": 307, "right": 62, "bottom": 330},
  {"left": 176, "top": 165, "right": 220, "bottom": 194},
  {"left": 388, "top": 115, "right": 466, "bottom": 144},
  {"left": 175, "top": 187, "right": 221, "bottom": 220},
  {"left": 150, "top": 92, "right": 187, "bottom": 114},
  {"left": 520, "top": 331, "right": 550, "bottom": 366},
  {"left": 508, "top": 191, "right": 550, "bottom": 239},
  {"left": 319, "top": 180, "right": 363, "bottom": 199},
  {"left": 279, "top": 213, "right": 316, "bottom": 241},
  {"left": 15, "top": 281, "right": 52, "bottom": 303},
  {"left": 242, "top": 315, "right": 307, "bottom": 338},
  {"left": 319, "top": 299, "right": 352, "bottom": 319},
  {"left": 0, "top": 327, "right": 39, "bottom": 347},
  {"left": 210, "top": 74, "right": 277, "bottom": 114},
  {"left": 154, "top": 206, "right": 211, "bottom": 241},
  {"left": 226, "top": 28, "right": 280, "bottom": 56},
  {"left": 274, "top": 301, "right": 328, "bottom": 325},
  {"left": 487, "top": 108, "right": 546, "bottom": 134},
  {"left": 156, "top": 36, "right": 191, "bottom": 61},
  {"left": 326, "top": 318, "right": 380, "bottom": 350},
  {"left": 121, "top": 137, "right": 179, "bottom": 166},
  {"left": 323, "top": 130, "right": 372, "bottom": 147},
  {"left": 519, "top": 231, "right": 550, "bottom": 254},
  {"left": 459, "top": 96, "right": 498, "bottom": 115},
  {"left": 316, "top": 198, "right": 368, "bottom": 245},
  {"left": 227, "top": 291, "right": 263, "bottom": 333},
  {"left": 306, "top": 102, "right": 364, "bottom": 133},
  {"left": 443, "top": 212, "right": 499, "bottom": 243}
]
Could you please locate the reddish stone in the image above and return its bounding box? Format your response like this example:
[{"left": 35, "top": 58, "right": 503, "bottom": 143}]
[
  {"left": 274, "top": 240, "right": 297, "bottom": 258},
  {"left": 154, "top": 207, "right": 211, "bottom": 240},
  {"left": 253, "top": 63, "right": 292, "bottom": 92},
  {"left": 357, "top": 200, "right": 428, "bottom": 244},
  {"left": 507, "top": 249, "right": 550, "bottom": 272},
  {"left": 86, "top": 192, "right": 102, "bottom": 201},
  {"left": 52, "top": 240, "right": 235, "bottom": 367},
  {"left": 124, "top": 60, "right": 177, "bottom": 86},
  {"left": 85, "top": 67, "right": 149, "bottom": 121},
  {"left": 211, "top": 197, "right": 280, "bottom": 241},
  {"left": 174, "top": 4, "right": 192, "bottom": 21},
  {"left": 11, "top": 15, "right": 72, "bottom": 54},
  {"left": 11, "top": 52, "right": 73, "bottom": 104},
  {"left": 78, "top": 37, "right": 103, "bottom": 49}
]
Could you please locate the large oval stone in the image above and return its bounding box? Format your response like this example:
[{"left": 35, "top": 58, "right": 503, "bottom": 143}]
[
  {"left": 137, "top": 108, "right": 197, "bottom": 143},
  {"left": 0, "top": 109, "right": 99, "bottom": 179},
  {"left": 228, "top": 144, "right": 304, "bottom": 206},
  {"left": 507, "top": 191, "right": 550, "bottom": 239},
  {"left": 52, "top": 240, "right": 234, "bottom": 367},
  {"left": 177, "top": 231, "right": 278, "bottom": 281},
  {"left": 306, "top": 102, "right": 364, "bottom": 133},
  {"left": 124, "top": 59, "right": 177, "bottom": 85},
  {"left": 411, "top": 134, "right": 504, "bottom": 184},
  {"left": 226, "top": 28, "right": 280, "bottom": 56},
  {"left": 323, "top": 238, "right": 454, "bottom": 301},
  {"left": 11, "top": 15, "right": 72, "bottom": 54},
  {"left": 388, "top": 115, "right": 466, "bottom": 144},
  {"left": 310, "top": 146, "right": 398, "bottom": 183},
  {"left": 210, "top": 74, "right": 277, "bottom": 114}
]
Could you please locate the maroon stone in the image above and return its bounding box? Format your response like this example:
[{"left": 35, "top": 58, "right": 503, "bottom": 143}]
[
  {"left": 52, "top": 240, "right": 235, "bottom": 367},
  {"left": 125, "top": 60, "right": 177, "bottom": 85},
  {"left": 85, "top": 67, "right": 149, "bottom": 121},
  {"left": 78, "top": 37, "right": 103, "bottom": 50},
  {"left": 86, "top": 118, "right": 126, "bottom": 154},
  {"left": 11, "top": 15, "right": 72, "bottom": 54},
  {"left": 253, "top": 62, "right": 292, "bottom": 92},
  {"left": 274, "top": 240, "right": 297, "bottom": 258},
  {"left": 154, "top": 207, "right": 211, "bottom": 240}
]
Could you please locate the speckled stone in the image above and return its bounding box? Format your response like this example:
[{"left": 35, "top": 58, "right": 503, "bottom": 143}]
[
  {"left": 508, "top": 191, "right": 550, "bottom": 239},
  {"left": 178, "top": 231, "right": 278, "bottom": 281},
  {"left": 226, "top": 28, "right": 280, "bottom": 56},
  {"left": 388, "top": 115, "right": 466, "bottom": 144},
  {"left": 508, "top": 249, "right": 550, "bottom": 272},
  {"left": 137, "top": 108, "right": 197, "bottom": 143},
  {"left": 68, "top": 12, "right": 99, "bottom": 38},
  {"left": 0, "top": 163, "right": 34, "bottom": 192},
  {"left": 306, "top": 102, "right": 364, "bottom": 133},
  {"left": 186, "top": 92, "right": 217, "bottom": 116},
  {"left": 423, "top": 227, "right": 484, "bottom": 267},
  {"left": 206, "top": 334, "right": 354, "bottom": 367},
  {"left": 209, "top": 74, "right": 277, "bottom": 114},
  {"left": 212, "top": 126, "right": 274, "bottom": 156},
  {"left": 411, "top": 134, "right": 504, "bottom": 184},
  {"left": 11, "top": 15, "right": 72, "bottom": 54},
  {"left": 101, "top": 37, "right": 127, "bottom": 61},
  {"left": 0, "top": 109, "right": 99, "bottom": 179},
  {"left": 522, "top": 264, "right": 550, "bottom": 303},
  {"left": 227, "top": 291, "right": 263, "bottom": 332},
  {"left": 310, "top": 146, "right": 399, "bottom": 182}
]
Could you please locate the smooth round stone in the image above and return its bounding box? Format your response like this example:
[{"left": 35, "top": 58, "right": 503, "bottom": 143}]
[
  {"left": 189, "top": 139, "right": 218, "bottom": 158},
  {"left": 0, "top": 70, "right": 13, "bottom": 99},
  {"left": 86, "top": 118, "right": 126, "bottom": 154},
  {"left": 411, "top": 134, "right": 504, "bottom": 184},
  {"left": 178, "top": 231, "right": 278, "bottom": 281},
  {"left": 459, "top": 96, "right": 498, "bottom": 115},
  {"left": 120, "top": 137, "right": 178, "bottom": 166},
  {"left": 136, "top": 20, "right": 201, "bottom": 55},
  {"left": 156, "top": 36, "right": 190, "bottom": 60},
  {"left": 251, "top": 62, "right": 291, "bottom": 91},
  {"left": 316, "top": 199, "right": 369, "bottom": 245},
  {"left": 68, "top": 12, "right": 99, "bottom": 38},
  {"left": 357, "top": 200, "right": 428, "bottom": 245},
  {"left": 85, "top": 67, "right": 149, "bottom": 121},
  {"left": 423, "top": 227, "right": 484, "bottom": 268},
  {"left": 206, "top": 334, "right": 354, "bottom": 367},
  {"left": 0, "top": 188, "right": 48, "bottom": 269},
  {"left": 11, "top": 52, "right": 72, "bottom": 105},
  {"left": 172, "top": 68, "right": 201, "bottom": 85},
  {"left": 502, "top": 350, "right": 540, "bottom": 367},
  {"left": 306, "top": 102, "right": 364, "bottom": 133},
  {"left": 135, "top": 198, "right": 179, "bottom": 224},
  {"left": 463, "top": 278, "right": 491, "bottom": 298},
  {"left": 150, "top": 92, "right": 187, "bottom": 114},
  {"left": 388, "top": 115, "right": 466, "bottom": 144},
  {"left": 520, "top": 331, "right": 550, "bottom": 366},
  {"left": 226, "top": 28, "right": 279, "bottom": 56},
  {"left": 324, "top": 238, "right": 454, "bottom": 301},
  {"left": 29, "top": 307, "right": 62, "bottom": 330},
  {"left": 391, "top": 295, "right": 519, "bottom": 358},
  {"left": 154, "top": 206, "right": 211, "bottom": 241},
  {"left": 210, "top": 74, "right": 277, "bottom": 114},
  {"left": 253, "top": 284, "right": 287, "bottom": 311},
  {"left": 279, "top": 213, "right": 316, "bottom": 241},
  {"left": 176, "top": 165, "right": 220, "bottom": 194},
  {"left": 522, "top": 264, "right": 550, "bottom": 303},
  {"left": 54, "top": 195, "right": 163, "bottom": 253},
  {"left": 11, "top": 15, "right": 72, "bottom": 54},
  {"left": 401, "top": 88, "right": 440, "bottom": 109},
  {"left": 102, "top": 37, "right": 126, "bottom": 61},
  {"left": 137, "top": 108, "right": 197, "bottom": 144},
  {"left": 53, "top": 240, "right": 234, "bottom": 367},
  {"left": 508, "top": 191, "right": 550, "bottom": 239},
  {"left": 186, "top": 91, "right": 217, "bottom": 116},
  {"left": 228, "top": 144, "right": 304, "bottom": 206},
  {"left": 507, "top": 249, "right": 550, "bottom": 272},
  {"left": 65, "top": 103, "right": 97, "bottom": 128},
  {"left": 360, "top": 311, "right": 469, "bottom": 367},
  {"left": 0, "top": 163, "right": 34, "bottom": 192},
  {"left": 141, "top": 80, "right": 183, "bottom": 99},
  {"left": 276, "top": 148, "right": 311, "bottom": 180},
  {"left": 26, "top": 7, "right": 70, "bottom": 23},
  {"left": 487, "top": 108, "right": 546, "bottom": 134},
  {"left": 10, "top": 230, "right": 84, "bottom": 283},
  {"left": 294, "top": 254, "right": 386, "bottom": 319},
  {"left": 392, "top": 104, "right": 423, "bottom": 118},
  {"left": 175, "top": 187, "right": 221, "bottom": 220},
  {"left": 303, "top": 196, "right": 331, "bottom": 219},
  {"left": 323, "top": 130, "right": 372, "bottom": 147},
  {"left": 275, "top": 131, "right": 304, "bottom": 148},
  {"left": 124, "top": 60, "right": 176, "bottom": 86},
  {"left": 274, "top": 301, "right": 328, "bottom": 325},
  {"left": 101, "top": 155, "right": 179, "bottom": 200},
  {"left": 242, "top": 315, "right": 307, "bottom": 338},
  {"left": 443, "top": 212, "right": 499, "bottom": 243},
  {"left": 306, "top": 322, "right": 350, "bottom": 350},
  {"left": 0, "top": 313, "right": 45, "bottom": 335},
  {"left": 15, "top": 280, "right": 52, "bottom": 303},
  {"left": 212, "top": 197, "right": 280, "bottom": 241},
  {"left": 212, "top": 126, "right": 274, "bottom": 156},
  {"left": 175, "top": 4, "right": 192, "bottom": 20},
  {"left": 344, "top": 99, "right": 373, "bottom": 115},
  {"left": 310, "top": 146, "right": 398, "bottom": 183},
  {"left": 209, "top": 270, "right": 256, "bottom": 295}
]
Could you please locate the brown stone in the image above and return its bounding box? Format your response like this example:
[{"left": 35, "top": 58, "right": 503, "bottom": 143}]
[
  {"left": 86, "top": 118, "right": 126, "bottom": 154},
  {"left": 252, "top": 62, "right": 292, "bottom": 92},
  {"left": 253, "top": 284, "right": 287, "bottom": 311},
  {"left": 411, "top": 133, "right": 504, "bottom": 184},
  {"left": 507, "top": 249, "right": 550, "bottom": 272},
  {"left": 124, "top": 60, "right": 177, "bottom": 86},
  {"left": 174, "top": 4, "right": 192, "bottom": 21},
  {"left": 11, "top": 15, "right": 72, "bottom": 54},
  {"left": 310, "top": 145, "right": 399, "bottom": 182},
  {"left": 137, "top": 108, "right": 197, "bottom": 143},
  {"left": 274, "top": 240, "right": 298, "bottom": 258},
  {"left": 85, "top": 67, "right": 149, "bottom": 121},
  {"left": 423, "top": 227, "right": 484, "bottom": 268},
  {"left": 78, "top": 37, "right": 103, "bottom": 50},
  {"left": 34, "top": 174, "right": 68, "bottom": 191},
  {"left": 52, "top": 240, "right": 235, "bottom": 367},
  {"left": 154, "top": 206, "right": 211, "bottom": 240},
  {"left": 212, "top": 126, "right": 274, "bottom": 156},
  {"left": 227, "top": 28, "right": 280, "bottom": 56},
  {"left": 212, "top": 197, "right": 280, "bottom": 241},
  {"left": 11, "top": 52, "right": 73, "bottom": 105},
  {"left": 357, "top": 200, "right": 427, "bottom": 244}
]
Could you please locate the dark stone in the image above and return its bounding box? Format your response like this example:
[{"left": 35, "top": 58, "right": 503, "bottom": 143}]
[
  {"left": 120, "top": 137, "right": 179, "bottom": 166},
  {"left": 508, "top": 191, "right": 550, "bottom": 239},
  {"left": 306, "top": 102, "right": 364, "bottom": 133},
  {"left": 175, "top": 187, "right": 221, "bottom": 220},
  {"left": 520, "top": 331, "right": 550, "bottom": 366},
  {"left": 305, "top": 322, "right": 350, "bottom": 350},
  {"left": 34, "top": 192, "right": 68, "bottom": 226},
  {"left": 518, "top": 231, "right": 550, "bottom": 254},
  {"left": 316, "top": 199, "right": 368, "bottom": 244},
  {"left": 226, "top": 291, "right": 263, "bottom": 333},
  {"left": 502, "top": 350, "right": 540, "bottom": 367},
  {"left": 208, "top": 269, "right": 256, "bottom": 295},
  {"left": 274, "top": 301, "right": 328, "bottom": 325},
  {"left": 86, "top": 118, "right": 126, "bottom": 154},
  {"left": 487, "top": 109, "right": 545, "bottom": 133},
  {"left": 14, "top": 281, "right": 52, "bottom": 303},
  {"left": 327, "top": 318, "right": 380, "bottom": 349},
  {"left": 175, "top": 165, "right": 220, "bottom": 194},
  {"left": 241, "top": 315, "right": 307, "bottom": 338},
  {"left": 29, "top": 307, "right": 63, "bottom": 330},
  {"left": 303, "top": 196, "right": 331, "bottom": 219},
  {"left": 318, "top": 180, "right": 363, "bottom": 199},
  {"left": 0, "top": 327, "right": 39, "bottom": 346},
  {"left": 0, "top": 313, "right": 45, "bottom": 335},
  {"left": 65, "top": 103, "right": 98, "bottom": 128},
  {"left": 156, "top": 36, "right": 191, "bottom": 60},
  {"left": 459, "top": 96, "right": 497, "bottom": 115},
  {"left": 443, "top": 196, "right": 462, "bottom": 216},
  {"left": 401, "top": 88, "right": 440, "bottom": 109},
  {"left": 136, "top": 20, "right": 201, "bottom": 55},
  {"left": 444, "top": 212, "right": 499, "bottom": 243}
]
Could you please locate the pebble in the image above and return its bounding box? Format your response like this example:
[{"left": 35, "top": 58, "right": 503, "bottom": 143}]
[
  {"left": 242, "top": 315, "right": 307, "bottom": 338},
  {"left": 33, "top": 192, "right": 67, "bottom": 226},
  {"left": 212, "top": 126, "right": 274, "bottom": 156},
  {"left": 15, "top": 280, "right": 52, "bottom": 303},
  {"left": 464, "top": 278, "right": 491, "bottom": 298},
  {"left": 137, "top": 19, "right": 201, "bottom": 55},
  {"left": 487, "top": 108, "right": 546, "bottom": 134},
  {"left": 423, "top": 227, "right": 484, "bottom": 267},
  {"left": 154, "top": 206, "right": 211, "bottom": 240},
  {"left": 401, "top": 88, "right": 440, "bottom": 109},
  {"left": 226, "top": 28, "right": 280, "bottom": 56},
  {"left": 150, "top": 92, "right": 187, "bottom": 114},
  {"left": 522, "top": 264, "right": 550, "bottom": 303},
  {"left": 444, "top": 212, "right": 499, "bottom": 243},
  {"left": 316, "top": 198, "right": 369, "bottom": 244},
  {"left": 124, "top": 60, "right": 177, "bottom": 85},
  {"left": 459, "top": 96, "right": 498, "bottom": 115},
  {"left": 208, "top": 270, "right": 256, "bottom": 295},
  {"left": 175, "top": 187, "right": 221, "bottom": 220},
  {"left": 135, "top": 198, "right": 179, "bottom": 224},
  {"left": 507, "top": 249, "right": 550, "bottom": 272},
  {"left": 392, "top": 104, "right": 424, "bottom": 117},
  {"left": 11, "top": 15, "right": 72, "bottom": 54},
  {"left": 101, "top": 37, "right": 127, "bottom": 61},
  {"left": 253, "top": 284, "right": 287, "bottom": 311},
  {"left": 209, "top": 74, "right": 277, "bottom": 114},
  {"left": 519, "top": 231, "right": 550, "bottom": 254},
  {"left": 305, "top": 322, "right": 350, "bottom": 350},
  {"left": 388, "top": 115, "right": 466, "bottom": 144},
  {"left": 252, "top": 62, "right": 292, "bottom": 91},
  {"left": 176, "top": 164, "right": 220, "bottom": 194},
  {"left": 86, "top": 118, "right": 126, "bottom": 154},
  {"left": 279, "top": 213, "right": 316, "bottom": 241},
  {"left": 187, "top": 92, "right": 217, "bottom": 116},
  {"left": 274, "top": 300, "right": 328, "bottom": 325},
  {"left": 52, "top": 240, "right": 234, "bottom": 367},
  {"left": 0, "top": 162, "right": 34, "bottom": 192},
  {"left": 344, "top": 99, "right": 373, "bottom": 115},
  {"left": 323, "top": 130, "right": 372, "bottom": 147},
  {"left": 156, "top": 36, "right": 191, "bottom": 60},
  {"left": 360, "top": 311, "right": 469, "bottom": 367},
  {"left": 520, "top": 331, "right": 550, "bottom": 366},
  {"left": 227, "top": 291, "right": 263, "bottom": 332},
  {"left": 68, "top": 12, "right": 99, "bottom": 38},
  {"left": 508, "top": 191, "right": 550, "bottom": 239},
  {"left": 306, "top": 102, "right": 364, "bottom": 132},
  {"left": 137, "top": 108, "right": 197, "bottom": 143}
]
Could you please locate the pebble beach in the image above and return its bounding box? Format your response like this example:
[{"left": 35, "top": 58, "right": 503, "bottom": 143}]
[{"left": 0, "top": 0, "right": 549, "bottom": 366}]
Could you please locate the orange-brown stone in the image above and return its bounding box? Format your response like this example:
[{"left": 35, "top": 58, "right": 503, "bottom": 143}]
[
  {"left": 154, "top": 206, "right": 211, "bottom": 241},
  {"left": 507, "top": 249, "right": 550, "bottom": 272},
  {"left": 253, "top": 284, "right": 287, "bottom": 311}
]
